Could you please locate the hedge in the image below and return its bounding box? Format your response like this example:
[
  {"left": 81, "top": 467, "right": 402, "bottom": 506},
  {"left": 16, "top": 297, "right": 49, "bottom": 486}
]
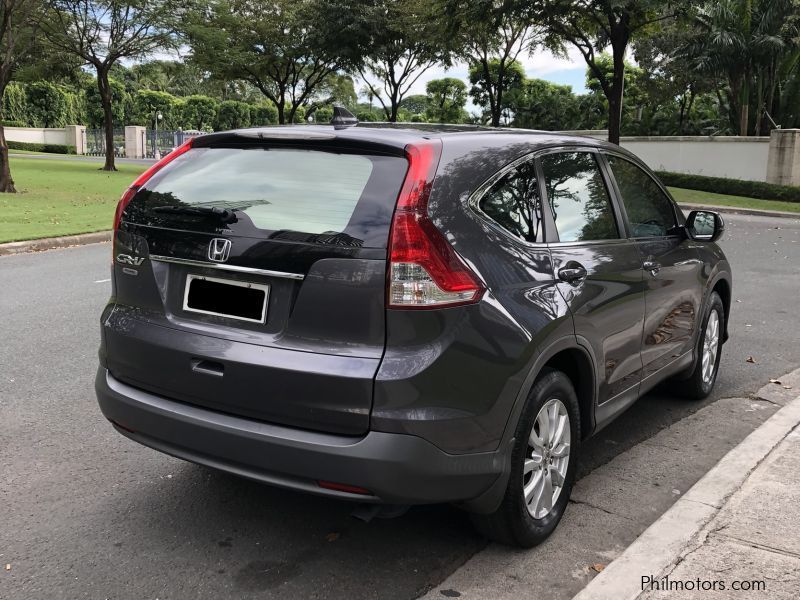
[
  {"left": 656, "top": 171, "right": 800, "bottom": 203},
  {"left": 7, "top": 141, "right": 76, "bottom": 154}
]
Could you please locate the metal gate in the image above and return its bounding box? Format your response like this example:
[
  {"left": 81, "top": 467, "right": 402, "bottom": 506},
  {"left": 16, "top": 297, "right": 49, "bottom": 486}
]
[
  {"left": 85, "top": 128, "right": 126, "bottom": 157},
  {"left": 145, "top": 130, "right": 199, "bottom": 159}
]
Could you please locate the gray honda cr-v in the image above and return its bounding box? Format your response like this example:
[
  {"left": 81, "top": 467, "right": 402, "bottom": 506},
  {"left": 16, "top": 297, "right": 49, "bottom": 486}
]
[{"left": 96, "top": 117, "right": 731, "bottom": 547}]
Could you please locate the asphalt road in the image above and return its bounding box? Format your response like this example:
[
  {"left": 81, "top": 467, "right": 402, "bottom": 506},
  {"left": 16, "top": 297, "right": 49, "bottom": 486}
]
[{"left": 2, "top": 213, "right": 799, "bottom": 600}]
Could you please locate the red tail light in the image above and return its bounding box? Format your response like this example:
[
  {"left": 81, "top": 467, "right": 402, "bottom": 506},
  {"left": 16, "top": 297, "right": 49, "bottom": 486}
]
[
  {"left": 387, "top": 140, "right": 484, "bottom": 309},
  {"left": 113, "top": 138, "right": 194, "bottom": 231}
]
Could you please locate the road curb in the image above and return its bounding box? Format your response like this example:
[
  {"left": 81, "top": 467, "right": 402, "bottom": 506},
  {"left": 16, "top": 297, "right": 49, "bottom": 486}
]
[
  {"left": 677, "top": 202, "right": 799, "bottom": 219},
  {"left": 0, "top": 231, "right": 111, "bottom": 256},
  {"left": 572, "top": 391, "right": 800, "bottom": 600}
]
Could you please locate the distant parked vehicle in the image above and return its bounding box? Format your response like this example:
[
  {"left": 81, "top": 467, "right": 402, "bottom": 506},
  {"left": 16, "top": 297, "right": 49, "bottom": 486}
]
[{"left": 96, "top": 115, "right": 731, "bottom": 547}]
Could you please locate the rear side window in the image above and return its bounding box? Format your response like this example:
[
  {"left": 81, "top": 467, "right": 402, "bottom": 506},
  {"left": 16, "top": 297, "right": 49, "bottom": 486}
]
[
  {"left": 540, "top": 152, "right": 619, "bottom": 242},
  {"left": 606, "top": 155, "right": 677, "bottom": 238},
  {"left": 478, "top": 159, "right": 543, "bottom": 242},
  {"left": 127, "top": 147, "right": 408, "bottom": 248}
]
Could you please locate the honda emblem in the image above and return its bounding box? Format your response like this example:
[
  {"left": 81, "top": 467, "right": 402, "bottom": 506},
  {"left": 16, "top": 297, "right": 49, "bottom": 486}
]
[{"left": 208, "top": 238, "right": 232, "bottom": 263}]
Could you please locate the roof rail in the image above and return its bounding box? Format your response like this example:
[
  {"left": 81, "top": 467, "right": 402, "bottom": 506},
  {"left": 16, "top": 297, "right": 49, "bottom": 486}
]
[{"left": 331, "top": 105, "right": 358, "bottom": 130}]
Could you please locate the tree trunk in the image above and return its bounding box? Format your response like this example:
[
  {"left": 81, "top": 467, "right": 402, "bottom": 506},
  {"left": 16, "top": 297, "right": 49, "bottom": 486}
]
[
  {"left": 738, "top": 74, "right": 750, "bottom": 136},
  {"left": 487, "top": 69, "right": 505, "bottom": 127},
  {"left": 0, "top": 125, "right": 16, "bottom": 193},
  {"left": 388, "top": 87, "right": 399, "bottom": 122},
  {"left": 607, "top": 41, "right": 626, "bottom": 145},
  {"left": 677, "top": 94, "right": 688, "bottom": 135},
  {"left": 98, "top": 72, "right": 117, "bottom": 171}
]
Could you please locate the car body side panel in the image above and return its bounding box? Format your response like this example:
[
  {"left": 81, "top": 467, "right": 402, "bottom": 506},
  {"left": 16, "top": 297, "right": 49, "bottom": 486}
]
[
  {"left": 549, "top": 241, "right": 647, "bottom": 403},
  {"left": 636, "top": 236, "right": 705, "bottom": 378},
  {"left": 372, "top": 135, "right": 574, "bottom": 455}
]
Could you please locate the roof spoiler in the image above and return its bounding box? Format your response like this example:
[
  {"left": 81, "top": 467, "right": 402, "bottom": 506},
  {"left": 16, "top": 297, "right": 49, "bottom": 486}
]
[{"left": 331, "top": 105, "right": 358, "bottom": 130}]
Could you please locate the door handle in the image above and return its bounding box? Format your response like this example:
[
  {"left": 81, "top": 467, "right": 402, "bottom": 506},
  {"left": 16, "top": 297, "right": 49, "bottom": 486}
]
[
  {"left": 191, "top": 358, "right": 224, "bottom": 377},
  {"left": 558, "top": 263, "right": 587, "bottom": 283},
  {"left": 643, "top": 260, "right": 661, "bottom": 275}
]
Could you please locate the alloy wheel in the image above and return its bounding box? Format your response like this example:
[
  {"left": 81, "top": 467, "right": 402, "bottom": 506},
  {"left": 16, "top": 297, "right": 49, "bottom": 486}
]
[
  {"left": 702, "top": 309, "right": 720, "bottom": 384},
  {"left": 523, "top": 398, "right": 571, "bottom": 519}
]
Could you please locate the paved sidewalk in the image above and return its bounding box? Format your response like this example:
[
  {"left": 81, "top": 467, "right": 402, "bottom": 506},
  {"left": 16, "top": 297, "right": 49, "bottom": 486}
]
[{"left": 575, "top": 389, "right": 800, "bottom": 600}]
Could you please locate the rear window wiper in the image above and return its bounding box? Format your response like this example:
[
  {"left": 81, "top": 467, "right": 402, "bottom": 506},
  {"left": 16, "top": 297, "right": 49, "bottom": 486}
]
[{"left": 153, "top": 205, "right": 237, "bottom": 224}]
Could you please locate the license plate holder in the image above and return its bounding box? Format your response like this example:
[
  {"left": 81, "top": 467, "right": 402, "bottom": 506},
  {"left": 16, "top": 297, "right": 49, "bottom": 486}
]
[{"left": 183, "top": 274, "right": 269, "bottom": 324}]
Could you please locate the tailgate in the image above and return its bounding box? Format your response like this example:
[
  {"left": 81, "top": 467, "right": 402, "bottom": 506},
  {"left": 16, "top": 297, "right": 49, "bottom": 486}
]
[{"left": 104, "top": 138, "right": 408, "bottom": 435}]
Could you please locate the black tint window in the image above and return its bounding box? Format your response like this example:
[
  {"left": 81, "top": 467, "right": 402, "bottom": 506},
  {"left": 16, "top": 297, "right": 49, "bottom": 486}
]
[
  {"left": 478, "top": 160, "right": 542, "bottom": 242},
  {"left": 607, "top": 156, "right": 677, "bottom": 238},
  {"left": 540, "top": 152, "right": 618, "bottom": 242}
]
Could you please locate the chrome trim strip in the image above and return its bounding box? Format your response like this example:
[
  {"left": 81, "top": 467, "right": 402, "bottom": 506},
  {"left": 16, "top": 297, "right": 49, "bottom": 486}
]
[{"left": 149, "top": 255, "right": 305, "bottom": 280}]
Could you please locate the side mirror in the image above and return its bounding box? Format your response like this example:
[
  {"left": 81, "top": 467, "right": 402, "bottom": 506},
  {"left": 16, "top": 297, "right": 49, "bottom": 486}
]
[{"left": 686, "top": 210, "right": 724, "bottom": 242}]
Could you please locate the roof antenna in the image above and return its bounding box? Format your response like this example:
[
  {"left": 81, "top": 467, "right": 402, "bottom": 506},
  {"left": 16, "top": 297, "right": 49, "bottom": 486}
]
[{"left": 331, "top": 105, "right": 358, "bottom": 129}]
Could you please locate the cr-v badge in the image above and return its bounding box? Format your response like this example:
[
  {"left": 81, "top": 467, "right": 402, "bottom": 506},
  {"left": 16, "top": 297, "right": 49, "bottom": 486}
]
[
  {"left": 116, "top": 254, "right": 145, "bottom": 266},
  {"left": 208, "top": 238, "right": 232, "bottom": 262}
]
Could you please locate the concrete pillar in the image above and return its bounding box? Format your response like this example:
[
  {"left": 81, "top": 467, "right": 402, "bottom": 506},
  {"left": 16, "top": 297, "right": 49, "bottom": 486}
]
[
  {"left": 766, "top": 129, "right": 800, "bottom": 186},
  {"left": 64, "top": 125, "right": 87, "bottom": 155},
  {"left": 124, "top": 125, "right": 146, "bottom": 159}
]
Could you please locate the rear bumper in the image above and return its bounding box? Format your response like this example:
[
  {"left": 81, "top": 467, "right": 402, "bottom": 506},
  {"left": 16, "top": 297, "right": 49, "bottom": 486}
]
[{"left": 95, "top": 368, "right": 504, "bottom": 505}]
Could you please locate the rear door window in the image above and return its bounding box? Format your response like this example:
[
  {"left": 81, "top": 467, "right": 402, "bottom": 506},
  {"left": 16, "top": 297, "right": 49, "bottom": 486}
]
[
  {"left": 125, "top": 147, "right": 408, "bottom": 248},
  {"left": 540, "top": 151, "right": 620, "bottom": 242}
]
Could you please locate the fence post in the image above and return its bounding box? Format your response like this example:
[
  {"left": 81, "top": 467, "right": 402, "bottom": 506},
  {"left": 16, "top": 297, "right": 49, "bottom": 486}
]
[
  {"left": 124, "top": 126, "right": 146, "bottom": 159},
  {"left": 64, "top": 125, "right": 87, "bottom": 155},
  {"left": 767, "top": 129, "right": 800, "bottom": 186}
]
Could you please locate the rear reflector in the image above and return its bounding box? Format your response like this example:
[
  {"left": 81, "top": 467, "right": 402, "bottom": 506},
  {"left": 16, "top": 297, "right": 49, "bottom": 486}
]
[
  {"left": 387, "top": 140, "right": 484, "bottom": 308},
  {"left": 318, "top": 480, "right": 372, "bottom": 495}
]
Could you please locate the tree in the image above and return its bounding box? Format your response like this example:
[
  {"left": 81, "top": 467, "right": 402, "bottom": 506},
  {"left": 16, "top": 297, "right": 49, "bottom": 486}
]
[
  {"left": 305, "top": 73, "right": 358, "bottom": 117},
  {"left": 26, "top": 81, "right": 69, "bottom": 127},
  {"left": 215, "top": 99, "right": 250, "bottom": 130},
  {"left": 425, "top": 77, "right": 468, "bottom": 123},
  {"left": 400, "top": 94, "right": 428, "bottom": 116},
  {"left": 2, "top": 83, "right": 28, "bottom": 125},
  {"left": 355, "top": 0, "right": 449, "bottom": 122},
  {"left": 84, "top": 78, "right": 128, "bottom": 128},
  {"left": 185, "top": 0, "right": 360, "bottom": 124},
  {"left": 0, "top": 0, "right": 44, "bottom": 192},
  {"left": 511, "top": 78, "right": 581, "bottom": 130},
  {"left": 468, "top": 59, "right": 525, "bottom": 125},
  {"left": 632, "top": 18, "right": 726, "bottom": 135},
  {"left": 686, "top": 0, "right": 798, "bottom": 135},
  {"left": 42, "top": 0, "right": 179, "bottom": 170},
  {"left": 131, "top": 89, "right": 180, "bottom": 129},
  {"left": 250, "top": 102, "right": 278, "bottom": 126},
  {"left": 180, "top": 95, "right": 218, "bottom": 130},
  {"left": 535, "top": 0, "right": 686, "bottom": 144},
  {"left": 441, "top": 0, "right": 541, "bottom": 127}
]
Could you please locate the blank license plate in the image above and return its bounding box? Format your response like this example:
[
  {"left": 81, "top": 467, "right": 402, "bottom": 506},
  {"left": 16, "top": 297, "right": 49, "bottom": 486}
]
[{"left": 183, "top": 274, "right": 269, "bottom": 323}]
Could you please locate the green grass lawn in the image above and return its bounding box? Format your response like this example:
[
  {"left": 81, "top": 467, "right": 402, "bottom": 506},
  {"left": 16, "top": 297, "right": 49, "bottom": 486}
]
[
  {"left": 0, "top": 157, "right": 146, "bottom": 243},
  {"left": 668, "top": 187, "right": 800, "bottom": 214}
]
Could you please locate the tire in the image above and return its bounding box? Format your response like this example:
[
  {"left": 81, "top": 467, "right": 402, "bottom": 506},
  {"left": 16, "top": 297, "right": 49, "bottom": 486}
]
[
  {"left": 471, "top": 368, "right": 580, "bottom": 548},
  {"left": 669, "top": 291, "right": 725, "bottom": 400}
]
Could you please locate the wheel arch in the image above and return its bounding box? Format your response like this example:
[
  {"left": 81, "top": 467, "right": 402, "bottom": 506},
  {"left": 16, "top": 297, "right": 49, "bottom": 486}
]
[
  {"left": 710, "top": 275, "right": 732, "bottom": 342},
  {"left": 504, "top": 337, "right": 598, "bottom": 445},
  {"left": 462, "top": 337, "right": 597, "bottom": 515}
]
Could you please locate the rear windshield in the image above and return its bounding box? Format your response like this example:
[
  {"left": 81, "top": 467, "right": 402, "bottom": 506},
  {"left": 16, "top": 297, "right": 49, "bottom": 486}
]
[{"left": 125, "top": 146, "right": 408, "bottom": 248}]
